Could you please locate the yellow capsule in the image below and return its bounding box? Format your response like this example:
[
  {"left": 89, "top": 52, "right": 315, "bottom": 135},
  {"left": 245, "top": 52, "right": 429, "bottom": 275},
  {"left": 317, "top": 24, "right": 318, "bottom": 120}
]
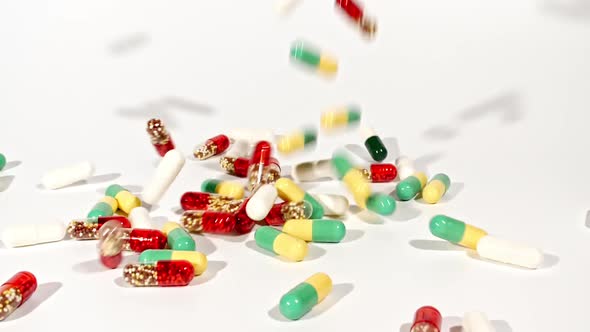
[
  {"left": 283, "top": 219, "right": 313, "bottom": 241},
  {"left": 422, "top": 174, "right": 451, "bottom": 204},
  {"left": 277, "top": 129, "right": 317, "bottom": 155},
  {"left": 321, "top": 107, "right": 361, "bottom": 130},
  {"left": 101, "top": 196, "right": 118, "bottom": 212},
  {"left": 342, "top": 169, "right": 370, "bottom": 208},
  {"left": 304, "top": 272, "right": 332, "bottom": 302},
  {"left": 458, "top": 224, "right": 488, "bottom": 249},
  {"left": 217, "top": 181, "right": 244, "bottom": 199},
  {"left": 318, "top": 56, "right": 338, "bottom": 74},
  {"left": 275, "top": 178, "right": 306, "bottom": 202},
  {"left": 273, "top": 233, "right": 309, "bottom": 261},
  {"left": 115, "top": 190, "right": 141, "bottom": 214}
]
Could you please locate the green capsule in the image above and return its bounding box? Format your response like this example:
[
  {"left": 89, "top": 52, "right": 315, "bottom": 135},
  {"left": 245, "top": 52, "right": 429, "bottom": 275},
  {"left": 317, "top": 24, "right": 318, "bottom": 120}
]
[
  {"left": 366, "top": 193, "right": 396, "bottom": 216},
  {"left": 290, "top": 42, "right": 338, "bottom": 74},
  {"left": 139, "top": 249, "right": 207, "bottom": 275},
  {"left": 331, "top": 152, "right": 354, "bottom": 179},
  {"left": 254, "top": 226, "right": 308, "bottom": 261},
  {"left": 429, "top": 214, "right": 488, "bottom": 249},
  {"left": 105, "top": 184, "right": 125, "bottom": 198},
  {"left": 201, "top": 179, "right": 220, "bottom": 193},
  {"left": 303, "top": 193, "right": 324, "bottom": 219},
  {"left": 280, "top": 273, "right": 332, "bottom": 320},
  {"left": 422, "top": 173, "right": 451, "bottom": 204},
  {"left": 303, "top": 129, "right": 317, "bottom": 145},
  {"left": 162, "top": 222, "right": 196, "bottom": 251},
  {"left": 364, "top": 135, "right": 388, "bottom": 162},
  {"left": 395, "top": 172, "right": 427, "bottom": 201},
  {"left": 87, "top": 201, "right": 113, "bottom": 219},
  {"left": 0, "top": 153, "right": 6, "bottom": 171},
  {"left": 283, "top": 219, "right": 346, "bottom": 243}
]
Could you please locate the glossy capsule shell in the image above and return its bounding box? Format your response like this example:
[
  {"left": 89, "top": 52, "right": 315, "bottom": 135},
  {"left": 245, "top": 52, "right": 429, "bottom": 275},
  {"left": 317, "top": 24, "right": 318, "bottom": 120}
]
[
  {"left": 422, "top": 173, "right": 451, "bottom": 204},
  {"left": 361, "top": 127, "right": 387, "bottom": 162},
  {"left": 123, "top": 260, "right": 194, "bottom": 287},
  {"left": 290, "top": 41, "right": 338, "bottom": 75},
  {"left": 292, "top": 159, "right": 334, "bottom": 182},
  {"left": 2, "top": 223, "right": 66, "bottom": 248},
  {"left": 311, "top": 194, "right": 349, "bottom": 216},
  {"left": 264, "top": 201, "right": 313, "bottom": 226},
  {"left": 429, "top": 215, "right": 487, "bottom": 249},
  {"left": 476, "top": 236, "right": 544, "bottom": 269},
  {"left": 275, "top": 178, "right": 324, "bottom": 218},
  {"left": 180, "top": 192, "right": 243, "bottom": 213},
  {"left": 0, "top": 153, "right": 5, "bottom": 170},
  {"left": 332, "top": 152, "right": 371, "bottom": 207},
  {"left": 321, "top": 106, "right": 361, "bottom": 130},
  {"left": 366, "top": 193, "right": 396, "bottom": 216},
  {"left": 41, "top": 161, "right": 95, "bottom": 190},
  {"left": 280, "top": 273, "right": 332, "bottom": 320},
  {"left": 396, "top": 172, "right": 427, "bottom": 201},
  {"left": 246, "top": 184, "right": 278, "bottom": 221},
  {"left": 255, "top": 226, "right": 308, "bottom": 261},
  {"left": 105, "top": 184, "right": 141, "bottom": 214},
  {"left": 336, "top": 0, "right": 377, "bottom": 37},
  {"left": 283, "top": 219, "right": 346, "bottom": 243},
  {"left": 463, "top": 311, "right": 495, "bottom": 332},
  {"left": 396, "top": 156, "right": 415, "bottom": 180},
  {"left": 128, "top": 206, "right": 153, "bottom": 229},
  {"left": 0, "top": 272, "right": 37, "bottom": 321},
  {"left": 277, "top": 128, "right": 317, "bottom": 154},
  {"left": 139, "top": 250, "right": 207, "bottom": 275},
  {"left": 411, "top": 306, "right": 442, "bottom": 332},
  {"left": 87, "top": 196, "right": 117, "bottom": 218},
  {"left": 162, "top": 222, "right": 195, "bottom": 251},
  {"left": 142, "top": 149, "right": 186, "bottom": 205},
  {"left": 365, "top": 163, "right": 397, "bottom": 183},
  {"left": 201, "top": 179, "right": 245, "bottom": 199}
]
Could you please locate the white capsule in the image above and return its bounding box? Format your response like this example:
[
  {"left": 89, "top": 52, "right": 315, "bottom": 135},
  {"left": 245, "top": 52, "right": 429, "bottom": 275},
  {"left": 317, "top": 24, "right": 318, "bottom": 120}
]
[
  {"left": 275, "top": 0, "right": 301, "bottom": 15},
  {"left": 2, "top": 223, "right": 66, "bottom": 248},
  {"left": 41, "top": 161, "right": 95, "bottom": 190},
  {"left": 395, "top": 156, "right": 415, "bottom": 180},
  {"left": 246, "top": 184, "right": 277, "bottom": 221},
  {"left": 142, "top": 149, "right": 185, "bottom": 205},
  {"left": 312, "top": 194, "right": 349, "bottom": 216},
  {"left": 227, "top": 128, "right": 275, "bottom": 147},
  {"left": 476, "top": 235, "right": 544, "bottom": 269},
  {"left": 463, "top": 312, "right": 496, "bottom": 332},
  {"left": 128, "top": 207, "right": 153, "bottom": 229},
  {"left": 225, "top": 139, "right": 250, "bottom": 158},
  {"left": 292, "top": 159, "right": 334, "bottom": 182}
]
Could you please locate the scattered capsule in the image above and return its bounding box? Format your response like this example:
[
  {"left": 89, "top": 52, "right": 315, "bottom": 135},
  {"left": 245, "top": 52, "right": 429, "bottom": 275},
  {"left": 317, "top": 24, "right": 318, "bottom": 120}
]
[
  {"left": 463, "top": 312, "right": 495, "bottom": 332},
  {"left": 280, "top": 273, "right": 332, "bottom": 320},
  {"left": 311, "top": 194, "right": 349, "bottom": 216},
  {"left": 396, "top": 172, "right": 427, "bottom": 201},
  {"left": 290, "top": 41, "right": 338, "bottom": 75},
  {"left": 396, "top": 156, "right": 415, "bottom": 180},
  {"left": 162, "top": 222, "right": 196, "bottom": 251},
  {"left": 411, "top": 306, "right": 442, "bottom": 332},
  {"left": 139, "top": 250, "right": 207, "bottom": 276},
  {"left": 105, "top": 184, "right": 141, "bottom": 214},
  {"left": 476, "top": 236, "right": 544, "bottom": 269},
  {"left": 2, "top": 223, "right": 65, "bottom": 248},
  {"left": 193, "top": 134, "right": 231, "bottom": 160},
  {"left": 180, "top": 192, "right": 244, "bottom": 213},
  {"left": 429, "top": 215, "right": 488, "bottom": 250},
  {"left": 275, "top": 178, "right": 324, "bottom": 219},
  {"left": 87, "top": 196, "right": 118, "bottom": 219},
  {"left": 0, "top": 272, "right": 37, "bottom": 321},
  {"left": 283, "top": 219, "right": 346, "bottom": 243},
  {"left": 365, "top": 193, "right": 396, "bottom": 216},
  {"left": 181, "top": 210, "right": 236, "bottom": 234},
  {"left": 361, "top": 127, "right": 387, "bottom": 162},
  {"left": 201, "top": 179, "right": 245, "bottom": 200},
  {"left": 245, "top": 184, "right": 278, "bottom": 221},
  {"left": 219, "top": 156, "right": 250, "bottom": 177},
  {"left": 422, "top": 173, "right": 451, "bottom": 204},
  {"left": 264, "top": 201, "right": 313, "bottom": 226},
  {"left": 335, "top": 0, "right": 377, "bottom": 37},
  {"left": 247, "top": 141, "right": 281, "bottom": 191},
  {"left": 331, "top": 152, "right": 371, "bottom": 208},
  {"left": 41, "top": 161, "right": 95, "bottom": 190},
  {"left": 320, "top": 106, "right": 361, "bottom": 130},
  {"left": 0, "top": 153, "right": 6, "bottom": 171},
  {"left": 67, "top": 216, "right": 131, "bottom": 240},
  {"left": 146, "top": 118, "right": 175, "bottom": 157},
  {"left": 128, "top": 206, "right": 153, "bottom": 229},
  {"left": 142, "top": 149, "right": 186, "bottom": 205},
  {"left": 254, "top": 226, "right": 308, "bottom": 261},
  {"left": 359, "top": 163, "right": 397, "bottom": 183},
  {"left": 292, "top": 159, "right": 335, "bottom": 182},
  {"left": 233, "top": 201, "right": 256, "bottom": 234},
  {"left": 277, "top": 128, "right": 317, "bottom": 154},
  {"left": 123, "top": 261, "right": 194, "bottom": 287}
]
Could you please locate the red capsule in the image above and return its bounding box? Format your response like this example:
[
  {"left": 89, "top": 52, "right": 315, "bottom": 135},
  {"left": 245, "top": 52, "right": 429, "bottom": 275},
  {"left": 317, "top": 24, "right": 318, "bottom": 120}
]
[
  {"left": 124, "top": 261, "right": 194, "bottom": 287},
  {"left": 250, "top": 141, "right": 272, "bottom": 166},
  {"left": 181, "top": 210, "right": 236, "bottom": 233},
  {"left": 264, "top": 201, "right": 312, "bottom": 226},
  {"left": 147, "top": 118, "right": 175, "bottom": 157},
  {"left": 247, "top": 142, "right": 281, "bottom": 191},
  {"left": 0, "top": 271, "right": 37, "bottom": 321},
  {"left": 411, "top": 306, "right": 442, "bottom": 332},
  {"left": 369, "top": 163, "right": 397, "bottom": 183},
  {"left": 180, "top": 192, "right": 244, "bottom": 213},
  {"left": 233, "top": 199, "right": 255, "bottom": 234},
  {"left": 97, "top": 216, "right": 131, "bottom": 229},
  {"left": 335, "top": 0, "right": 376, "bottom": 37},
  {"left": 219, "top": 156, "right": 251, "bottom": 177},
  {"left": 128, "top": 229, "right": 168, "bottom": 252},
  {"left": 194, "top": 134, "right": 231, "bottom": 160}
]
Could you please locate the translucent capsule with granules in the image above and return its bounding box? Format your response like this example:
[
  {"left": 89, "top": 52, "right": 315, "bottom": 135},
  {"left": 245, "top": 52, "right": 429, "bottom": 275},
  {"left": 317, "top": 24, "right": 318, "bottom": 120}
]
[
  {"left": 180, "top": 192, "right": 244, "bottom": 213},
  {"left": 67, "top": 216, "right": 131, "bottom": 240},
  {"left": 193, "top": 134, "right": 231, "bottom": 160},
  {"left": 146, "top": 118, "right": 175, "bottom": 157},
  {"left": 0, "top": 271, "right": 37, "bottom": 321},
  {"left": 123, "top": 260, "right": 194, "bottom": 287},
  {"left": 181, "top": 210, "right": 236, "bottom": 234}
]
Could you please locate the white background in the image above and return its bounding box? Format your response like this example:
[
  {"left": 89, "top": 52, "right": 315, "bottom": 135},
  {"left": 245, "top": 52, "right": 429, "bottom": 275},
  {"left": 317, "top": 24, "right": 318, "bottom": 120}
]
[{"left": 1, "top": 0, "right": 589, "bottom": 331}]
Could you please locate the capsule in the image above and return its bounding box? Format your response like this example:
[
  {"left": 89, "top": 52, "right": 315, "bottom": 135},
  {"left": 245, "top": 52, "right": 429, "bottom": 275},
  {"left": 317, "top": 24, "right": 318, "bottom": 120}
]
[
  {"left": 128, "top": 206, "right": 153, "bottom": 229},
  {"left": 277, "top": 128, "right": 317, "bottom": 155},
  {"left": 292, "top": 159, "right": 335, "bottom": 182},
  {"left": 311, "top": 194, "right": 349, "bottom": 216},
  {"left": 219, "top": 156, "right": 250, "bottom": 177},
  {"left": 396, "top": 172, "right": 427, "bottom": 201},
  {"left": 290, "top": 41, "right": 338, "bottom": 75},
  {"left": 2, "top": 223, "right": 66, "bottom": 248},
  {"left": 335, "top": 0, "right": 377, "bottom": 37},
  {"left": 162, "top": 222, "right": 195, "bottom": 251},
  {"left": 98, "top": 221, "right": 167, "bottom": 269},
  {"left": 139, "top": 250, "right": 207, "bottom": 276},
  {"left": 283, "top": 219, "right": 346, "bottom": 243},
  {"left": 321, "top": 106, "right": 361, "bottom": 131},
  {"left": 142, "top": 149, "right": 186, "bottom": 205},
  {"left": 41, "top": 161, "right": 95, "bottom": 190},
  {"left": 180, "top": 192, "right": 244, "bottom": 213},
  {"left": 275, "top": 178, "right": 324, "bottom": 219},
  {"left": 359, "top": 163, "right": 397, "bottom": 183},
  {"left": 233, "top": 201, "right": 256, "bottom": 234},
  {"left": 67, "top": 216, "right": 131, "bottom": 240},
  {"left": 476, "top": 236, "right": 544, "bottom": 269},
  {"left": 147, "top": 118, "right": 175, "bottom": 157},
  {"left": 0, "top": 272, "right": 37, "bottom": 321},
  {"left": 245, "top": 184, "right": 278, "bottom": 221},
  {"left": 361, "top": 127, "right": 387, "bottom": 162},
  {"left": 264, "top": 201, "right": 313, "bottom": 226},
  {"left": 280, "top": 273, "right": 332, "bottom": 320},
  {"left": 429, "top": 215, "right": 488, "bottom": 249},
  {"left": 422, "top": 173, "right": 451, "bottom": 204},
  {"left": 396, "top": 156, "right": 415, "bottom": 180},
  {"left": 463, "top": 311, "right": 495, "bottom": 332},
  {"left": 247, "top": 141, "right": 281, "bottom": 191},
  {"left": 87, "top": 196, "right": 118, "bottom": 219},
  {"left": 254, "top": 226, "right": 308, "bottom": 261},
  {"left": 193, "top": 134, "right": 231, "bottom": 160},
  {"left": 105, "top": 184, "right": 141, "bottom": 214},
  {"left": 331, "top": 152, "right": 371, "bottom": 208},
  {"left": 411, "top": 306, "right": 442, "bottom": 332},
  {"left": 0, "top": 153, "right": 6, "bottom": 170},
  {"left": 365, "top": 193, "right": 396, "bottom": 216},
  {"left": 123, "top": 261, "right": 194, "bottom": 287},
  {"left": 181, "top": 210, "right": 236, "bottom": 234},
  {"left": 201, "top": 179, "right": 245, "bottom": 200}
]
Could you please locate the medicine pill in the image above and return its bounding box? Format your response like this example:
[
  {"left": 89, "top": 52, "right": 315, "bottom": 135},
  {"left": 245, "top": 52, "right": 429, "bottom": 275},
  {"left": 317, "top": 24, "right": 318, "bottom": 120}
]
[
  {"left": 275, "top": 178, "right": 324, "bottom": 219},
  {"left": 422, "top": 173, "right": 451, "bottom": 204},
  {"left": 142, "top": 149, "right": 185, "bottom": 205},
  {"left": 411, "top": 306, "right": 442, "bottom": 332},
  {"left": 105, "top": 184, "right": 141, "bottom": 214},
  {"left": 193, "top": 134, "right": 231, "bottom": 160},
  {"left": 311, "top": 194, "right": 349, "bottom": 216},
  {"left": 264, "top": 201, "right": 313, "bottom": 226},
  {"left": 41, "top": 161, "right": 94, "bottom": 190},
  {"left": 128, "top": 207, "right": 153, "bottom": 229},
  {"left": 476, "top": 236, "right": 544, "bottom": 269},
  {"left": 2, "top": 223, "right": 66, "bottom": 248},
  {"left": 201, "top": 179, "right": 245, "bottom": 200},
  {"left": 292, "top": 159, "right": 334, "bottom": 182},
  {"left": 283, "top": 219, "right": 346, "bottom": 243},
  {"left": 123, "top": 261, "right": 194, "bottom": 287},
  {"left": 396, "top": 172, "right": 427, "bottom": 201},
  {"left": 277, "top": 128, "right": 317, "bottom": 155},
  {"left": 429, "top": 215, "right": 487, "bottom": 250},
  {"left": 280, "top": 273, "right": 332, "bottom": 320},
  {"left": 139, "top": 250, "right": 207, "bottom": 275},
  {"left": 321, "top": 106, "right": 361, "bottom": 130},
  {"left": 245, "top": 184, "right": 278, "bottom": 221},
  {"left": 0, "top": 272, "right": 37, "bottom": 321},
  {"left": 146, "top": 118, "right": 175, "bottom": 157},
  {"left": 162, "top": 222, "right": 196, "bottom": 251},
  {"left": 396, "top": 156, "right": 415, "bottom": 180},
  {"left": 290, "top": 41, "right": 338, "bottom": 75},
  {"left": 361, "top": 127, "right": 388, "bottom": 162},
  {"left": 254, "top": 226, "right": 308, "bottom": 261}
]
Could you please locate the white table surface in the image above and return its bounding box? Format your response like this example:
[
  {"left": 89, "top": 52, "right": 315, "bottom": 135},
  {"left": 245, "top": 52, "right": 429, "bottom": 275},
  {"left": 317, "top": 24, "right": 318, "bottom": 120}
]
[{"left": 1, "top": 0, "right": 589, "bottom": 331}]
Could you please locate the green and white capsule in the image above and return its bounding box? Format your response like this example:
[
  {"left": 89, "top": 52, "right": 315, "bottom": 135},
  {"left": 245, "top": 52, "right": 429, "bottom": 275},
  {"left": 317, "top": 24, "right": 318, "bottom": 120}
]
[
  {"left": 422, "top": 173, "right": 451, "bottom": 204},
  {"left": 283, "top": 219, "right": 346, "bottom": 243},
  {"left": 162, "top": 222, "right": 195, "bottom": 251},
  {"left": 290, "top": 41, "right": 338, "bottom": 75},
  {"left": 280, "top": 273, "right": 333, "bottom": 320},
  {"left": 395, "top": 172, "right": 427, "bottom": 201}
]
